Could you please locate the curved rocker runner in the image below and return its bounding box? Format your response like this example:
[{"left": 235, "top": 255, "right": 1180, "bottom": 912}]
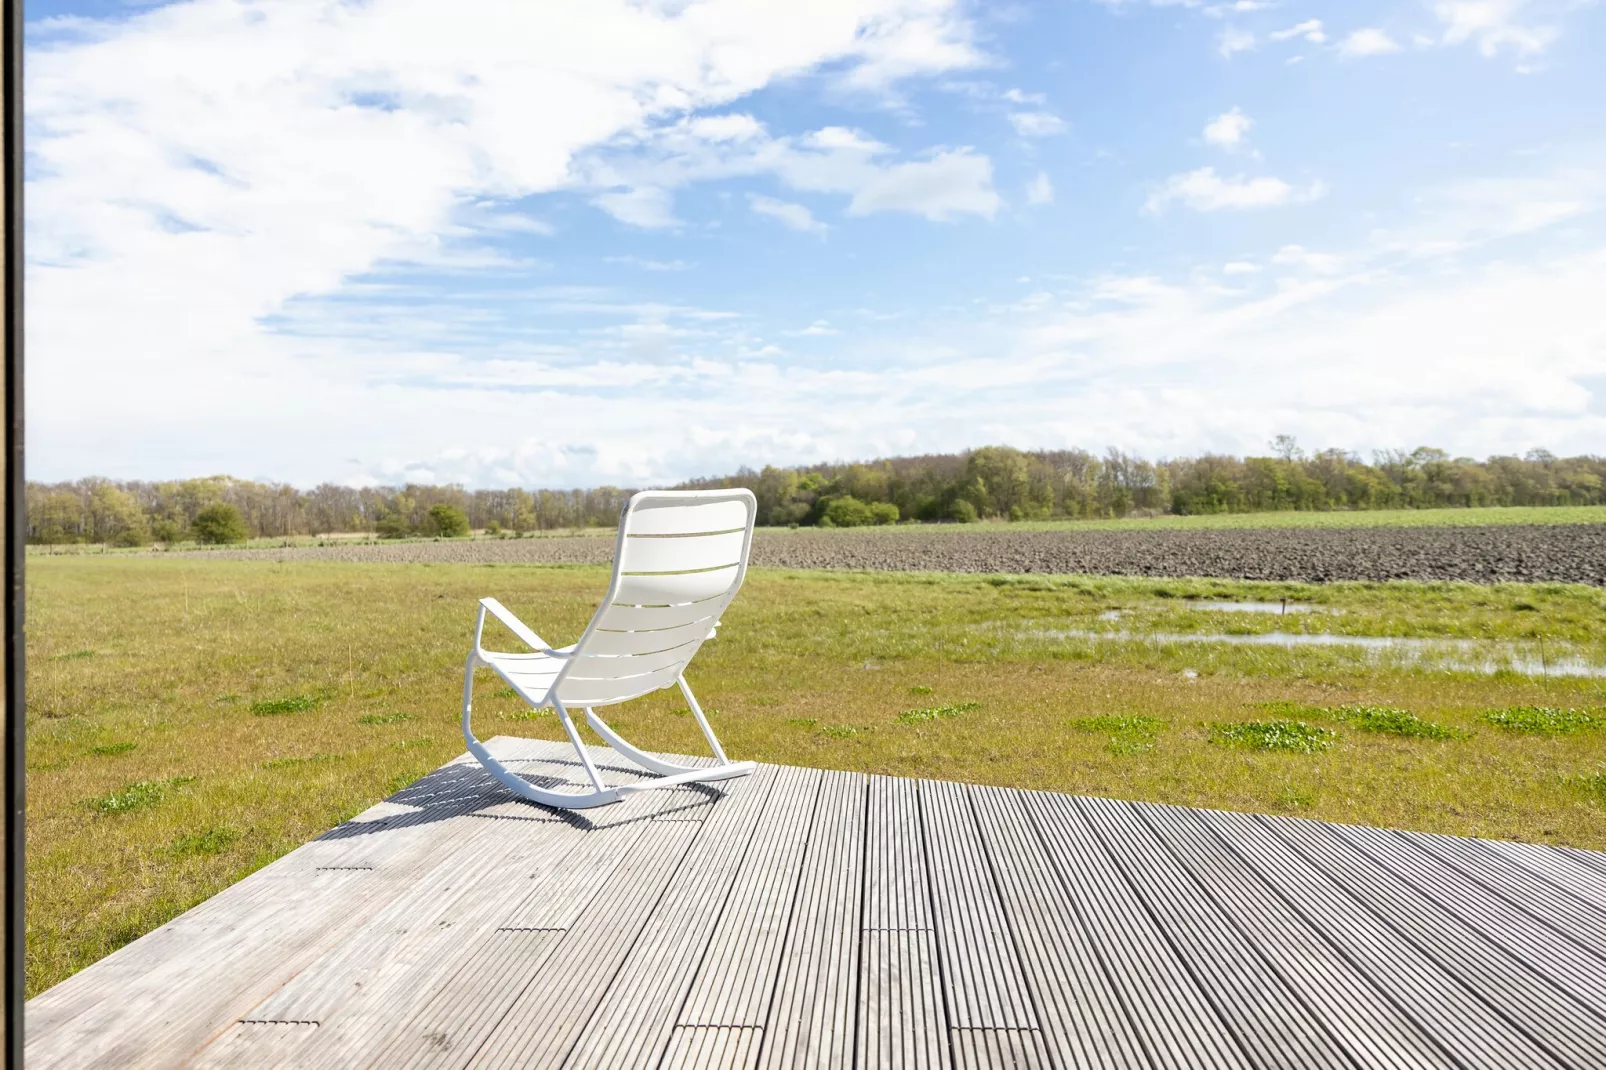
[{"left": 461, "top": 489, "right": 758, "bottom": 809}]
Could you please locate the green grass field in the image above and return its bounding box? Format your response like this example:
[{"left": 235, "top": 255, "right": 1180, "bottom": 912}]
[{"left": 25, "top": 556, "right": 1606, "bottom": 995}]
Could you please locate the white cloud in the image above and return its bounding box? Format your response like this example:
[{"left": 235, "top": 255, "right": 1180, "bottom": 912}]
[
  {"left": 847, "top": 149, "right": 1001, "bottom": 221},
  {"left": 1145, "top": 167, "right": 1326, "bottom": 213},
  {"left": 1272, "top": 245, "right": 1346, "bottom": 274},
  {"left": 577, "top": 115, "right": 999, "bottom": 227},
  {"left": 1270, "top": 19, "right": 1326, "bottom": 43},
  {"left": 1026, "top": 171, "right": 1055, "bottom": 206},
  {"left": 1217, "top": 27, "right": 1256, "bottom": 56},
  {"left": 1008, "top": 111, "right": 1068, "bottom": 137},
  {"left": 1202, "top": 107, "right": 1252, "bottom": 149},
  {"left": 798, "top": 320, "right": 839, "bottom": 335},
  {"left": 1001, "top": 88, "right": 1046, "bottom": 105},
  {"left": 1222, "top": 261, "right": 1260, "bottom": 275},
  {"left": 604, "top": 255, "right": 692, "bottom": 271},
  {"left": 1435, "top": 0, "right": 1562, "bottom": 57},
  {"left": 748, "top": 193, "right": 829, "bottom": 234},
  {"left": 1339, "top": 28, "right": 1402, "bottom": 56},
  {"left": 26, "top": 0, "right": 987, "bottom": 480}
]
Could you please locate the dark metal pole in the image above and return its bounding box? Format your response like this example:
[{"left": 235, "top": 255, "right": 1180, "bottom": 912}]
[{"left": 4, "top": 0, "right": 24, "bottom": 1058}]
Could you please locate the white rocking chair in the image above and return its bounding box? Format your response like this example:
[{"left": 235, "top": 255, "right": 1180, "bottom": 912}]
[{"left": 461, "top": 488, "right": 758, "bottom": 809}]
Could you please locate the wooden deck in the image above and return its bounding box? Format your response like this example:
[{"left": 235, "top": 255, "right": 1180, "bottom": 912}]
[{"left": 28, "top": 736, "right": 1606, "bottom": 1069}]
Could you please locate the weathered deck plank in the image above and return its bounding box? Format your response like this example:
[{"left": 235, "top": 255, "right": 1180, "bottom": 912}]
[{"left": 25, "top": 737, "right": 1606, "bottom": 1070}]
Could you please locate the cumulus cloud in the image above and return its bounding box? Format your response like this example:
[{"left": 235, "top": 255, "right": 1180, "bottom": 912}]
[
  {"left": 748, "top": 193, "right": 829, "bottom": 234},
  {"left": 846, "top": 149, "right": 1001, "bottom": 221},
  {"left": 1339, "top": 28, "right": 1402, "bottom": 56},
  {"left": 1202, "top": 107, "right": 1252, "bottom": 149},
  {"left": 1009, "top": 111, "right": 1067, "bottom": 137},
  {"left": 1217, "top": 27, "right": 1256, "bottom": 56},
  {"left": 1435, "top": 0, "right": 1562, "bottom": 57},
  {"left": 1270, "top": 19, "right": 1326, "bottom": 43},
  {"left": 1145, "top": 168, "right": 1327, "bottom": 213},
  {"left": 576, "top": 115, "right": 999, "bottom": 227},
  {"left": 26, "top": 0, "right": 988, "bottom": 479},
  {"left": 1026, "top": 171, "right": 1055, "bottom": 206}
]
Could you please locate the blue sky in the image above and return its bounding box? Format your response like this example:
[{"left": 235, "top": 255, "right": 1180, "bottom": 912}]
[{"left": 25, "top": 0, "right": 1606, "bottom": 488}]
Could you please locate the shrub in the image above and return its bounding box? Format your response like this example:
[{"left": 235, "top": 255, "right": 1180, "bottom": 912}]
[
  {"left": 869, "top": 502, "right": 900, "bottom": 525},
  {"left": 426, "top": 504, "right": 470, "bottom": 537},
  {"left": 821, "top": 496, "right": 875, "bottom": 528},
  {"left": 150, "top": 518, "right": 184, "bottom": 544},
  {"left": 191, "top": 503, "right": 247, "bottom": 545},
  {"left": 1211, "top": 720, "right": 1336, "bottom": 753},
  {"left": 1484, "top": 706, "right": 1600, "bottom": 734},
  {"left": 946, "top": 499, "right": 978, "bottom": 523}
]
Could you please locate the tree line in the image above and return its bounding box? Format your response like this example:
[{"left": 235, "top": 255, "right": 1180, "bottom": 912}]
[
  {"left": 25, "top": 442, "right": 1603, "bottom": 545},
  {"left": 679, "top": 441, "right": 1603, "bottom": 526}
]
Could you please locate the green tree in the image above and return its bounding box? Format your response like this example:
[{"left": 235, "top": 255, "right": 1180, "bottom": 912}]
[
  {"left": 88, "top": 483, "right": 151, "bottom": 546},
  {"left": 869, "top": 502, "right": 900, "bottom": 525},
  {"left": 426, "top": 504, "right": 470, "bottom": 537},
  {"left": 191, "top": 502, "right": 247, "bottom": 544},
  {"left": 820, "top": 496, "right": 875, "bottom": 528},
  {"left": 946, "top": 499, "right": 978, "bottom": 523}
]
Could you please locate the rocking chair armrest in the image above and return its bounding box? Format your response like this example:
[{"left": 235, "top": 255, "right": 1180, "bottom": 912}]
[{"left": 476, "top": 597, "right": 553, "bottom": 655}]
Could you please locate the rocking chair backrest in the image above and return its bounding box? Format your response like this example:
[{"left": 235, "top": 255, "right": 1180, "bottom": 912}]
[{"left": 552, "top": 489, "right": 757, "bottom": 707}]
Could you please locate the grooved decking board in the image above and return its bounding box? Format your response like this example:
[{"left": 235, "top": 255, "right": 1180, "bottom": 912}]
[
  {"left": 859, "top": 775, "right": 949, "bottom": 1069},
  {"left": 26, "top": 737, "right": 1606, "bottom": 1069},
  {"left": 756, "top": 769, "right": 864, "bottom": 1070}
]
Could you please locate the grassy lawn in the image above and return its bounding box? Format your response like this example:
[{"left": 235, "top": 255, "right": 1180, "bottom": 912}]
[{"left": 25, "top": 556, "right": 1606, "bottom": 995}]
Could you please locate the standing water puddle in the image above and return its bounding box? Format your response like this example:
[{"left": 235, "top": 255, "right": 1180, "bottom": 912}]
[
  {"left": 1192, "top": 601, "right": 1323, "bottom": 615},
  {"left": 1027, "top": 628, "right": 1606, "bottom": 678}
]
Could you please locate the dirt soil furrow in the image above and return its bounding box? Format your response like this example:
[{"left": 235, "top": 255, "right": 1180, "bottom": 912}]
[{"left": 167, "top": 523, "right": 1606, "bottom": 585}]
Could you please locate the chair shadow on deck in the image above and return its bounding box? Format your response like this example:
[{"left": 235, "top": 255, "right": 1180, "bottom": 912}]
[{"left": 315, "top": 750, "right": 731, "bottom": 839}]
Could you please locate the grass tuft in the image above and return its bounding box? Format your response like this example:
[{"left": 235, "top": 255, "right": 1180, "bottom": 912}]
[
  {"left": 1070, "top": 714, "right": 1165, "bottom": 756},
  {"left": 500, "top": 708, "right": 548, "bottom": 721},
  {"left": 356, "top": 711, "right": 412, "bottom": 726},
  {"left": 258, "top": 754, "right": 338, "bottom": 770},
  {"left": 1484, "top": 706, "right": 1600, "bottom": 735},
  {"left": 1327, "top": 705, "right": 1459, "bottom": 740},
  {"left": 896, "top": 701, "right": 981, "bottom": 725},
  {"left": 170, "top": 826, "right": 238, "bottom": 857},
  {"left": 90, "top": 776, "right": 195, "bottom": 815},
  {"left": 908, "top": 685, "right": 934, "bottom": 695},
  {"left": 89, "top": 741, "right": 137, "bottom": 756},
  {"left": 250, "top": 695, "right": 320, "bottom": 716},
  {"left": 1212, "top": 720, "right": 1336, "bottom": 754},
  {"left": 817, "top": 724, "right": 865, "bottom": 739},
  {"left": 785, "top": 717, "right": 819, "bottom": 728},
  {"left": 55, "top": 650, "right": 95, "bottom": 661},
  {"left": 1569, "top": 771, "right": 1606, "bottom": 804}
]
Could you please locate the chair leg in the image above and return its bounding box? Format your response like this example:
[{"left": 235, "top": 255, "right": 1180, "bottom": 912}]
[
  {"left": 581, "top": 677, "right": 754, "bottom": 785},
  {"left": 460, "top": 655, "right": 621, "bottom": 809},
  {"left": 677, "top": 675, "right": 733, "bottom": 764}
]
